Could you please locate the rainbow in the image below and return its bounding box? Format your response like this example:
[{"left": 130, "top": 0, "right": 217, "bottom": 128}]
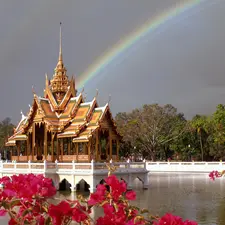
[{"left": 77, "top": 0, "right": 205, "bottom": 89}]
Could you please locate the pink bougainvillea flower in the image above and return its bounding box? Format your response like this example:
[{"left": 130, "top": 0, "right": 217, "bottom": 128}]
[
  {"left": 154, "top": 213, "right": 183, "bottom": 225},
  {"left": 72, "top": 204, "right": 90, "bottom": 223},
  {"left": 105, "top": 175, "right": 127, "bottom": 201},
  {"left": 154, "top": 213, "right": 198, "bottom": 225},
  {"left": 0, "top": 209, "right": 7, "bottom": 216},
  {"left": 209, "top": 171, "right": 221, "bottom": 181},
  {"left": 183, "top": 220, "right": 198, "bottom": 225},
  {"left": 125, "top": 190, "right": 136, "bottom": 200}
]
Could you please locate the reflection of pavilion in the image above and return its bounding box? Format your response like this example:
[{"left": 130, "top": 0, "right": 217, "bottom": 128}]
[{"left": 6, "top": 25, "right": 121, "bottom": 162}]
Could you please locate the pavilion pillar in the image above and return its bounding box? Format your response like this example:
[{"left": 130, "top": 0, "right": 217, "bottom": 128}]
[
  {"left": 68, "top": 138, "right": 71, "bottom": 155},
  {"left": 95, "top": 130, "right": 99, "bottom": 161},
  {"left": 76, "top": 143, "right": 78, "bottom": 162},
  {"left": 88, "top": 141, "right": 91, "bottom": 162},
  {"left": 17, "top": 142, "right": 20, "bottom": 161},
  {"left": 83, "top": 143, "right": 87, "bottom": 155},
  {"left": 44, "top": 124, "right": 48, "bottom": 160},
  {"left": 116, "top": 139, "right": 120, "bottom": 161},
  {"left": 51, "top": 133, "right": 55, "bottom": 162},
  {"left": 61, "top": 139, "right": 63, "bottom": 161},
  {"left": 26, "top": 135, "right": 30, "bottom": 161},
  {"left": 56, "top": 138, "right": 59, "bottom": 160},
  {"left": 109, "top": 129, "right": 112, "bottom": 161},
  {"left": 32, "top": 123, "right": 35, "bottom": 161}
]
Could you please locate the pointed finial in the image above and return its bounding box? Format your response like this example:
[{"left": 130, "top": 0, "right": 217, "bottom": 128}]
[
  {"left": 81, "top": 86, "right": 84, "bottom": 94},
  {"left": 108, "top": 94, "right": 111, "bottom": 104},
  {"left": 59, "top": 22, "right": 62, "bottom": 61},
  {"left": 32, "top": 85, "right": 36, "bottom": 95},
  {"left": 83, "top": 92, "right": 87, "bottom": 101},
  {"left": 20, "top": 111, "right": 26, "bottom": 120},
  {"left": 95, "top": 89, "right": 99, "bottom": 99}
]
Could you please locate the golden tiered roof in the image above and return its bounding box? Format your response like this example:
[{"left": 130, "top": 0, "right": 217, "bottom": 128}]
[{"left": 6, "top": 24, "right": 121, "bottom": 146}]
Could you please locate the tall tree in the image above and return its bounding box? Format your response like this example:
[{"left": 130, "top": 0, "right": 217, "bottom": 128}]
[
  {"left": 0, "top": 117, "right": 15, "bottom": 149},
  {"left": 116, "top": 104, "right": 187, "bottom": 160}
]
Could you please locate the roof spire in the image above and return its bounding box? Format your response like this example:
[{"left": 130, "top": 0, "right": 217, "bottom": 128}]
[
  {"left": 50, "top": 22, "right": 69, "bottom": 98},
  {"left": 59, "top": 22, "right": 62, "bottom": 62}
]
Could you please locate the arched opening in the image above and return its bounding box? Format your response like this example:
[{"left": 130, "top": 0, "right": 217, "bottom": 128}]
[
  {"left": 59, "top": 179, "right": 71, "bottom": 191},
  {"left": 76, "top": 179, "right": 90, "bottom": 192}
]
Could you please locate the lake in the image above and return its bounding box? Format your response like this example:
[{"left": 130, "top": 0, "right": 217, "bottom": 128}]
[{"left": 0, "top": 173, "right": 224, "bottom": 224}]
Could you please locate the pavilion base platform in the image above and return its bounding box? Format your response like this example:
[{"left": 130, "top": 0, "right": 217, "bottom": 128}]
[{"left": 0, "top": 160, "right": 149, "bottom": 193}]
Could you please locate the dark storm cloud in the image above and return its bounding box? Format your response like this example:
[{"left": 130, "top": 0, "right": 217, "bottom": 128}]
[{"left": 0, "top": 0, "right": 223, "bottom": 124}]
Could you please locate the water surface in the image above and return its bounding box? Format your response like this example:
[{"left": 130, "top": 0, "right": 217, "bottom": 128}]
[
  {"left": 1, "top": 173, "right": 224, "bottom": 224},
  {"left": 62, "top": 173, "right": 225, "bottom": 225}
]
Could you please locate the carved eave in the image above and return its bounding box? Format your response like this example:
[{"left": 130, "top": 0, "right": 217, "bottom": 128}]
[
  {"left": 70, "top": 76, "right": 76, "bottom": 96},
  {"left": 98, "top": 104, "right": 122, "bottom": 139},
  {"left": 44, "top": 77, "right": 76, "bottom": 113},
  {"left": 23, "top": 95, "right": 46, "bottom": 132},
  {"left": 70, "top": 93, "right": 84, "bottom": 118},
  {"left": 45, "top": 86, "right": 58, "bottom": 110},
  {"left": 86, "top": 98, "right": 97, "bottom": 122},
  {"left": 58, "top": 84, "right": 76, "bottom": 111}
]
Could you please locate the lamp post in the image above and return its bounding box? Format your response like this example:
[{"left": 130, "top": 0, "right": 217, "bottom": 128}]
[
  {"left": 188, "top": 145, "right": 191, "bottom": 161},
  {"left": 133, "top": 146, "right": 136, "bottom": 161}
]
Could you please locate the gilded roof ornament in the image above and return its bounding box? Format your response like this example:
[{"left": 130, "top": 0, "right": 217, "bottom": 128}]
[
  {"left": 50, "top": 22, "right": 69, "bottom": 98},
  {"left": 95, "top": 89, "right": 99, "bottom": 99},
  {"left": 108, "top": 94, "right": 111, "bottom": 104}
]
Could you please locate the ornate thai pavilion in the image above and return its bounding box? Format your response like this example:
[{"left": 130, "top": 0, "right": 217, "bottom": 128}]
[{"left": 5, "top": 25, "right": 121, "bottom": 162}]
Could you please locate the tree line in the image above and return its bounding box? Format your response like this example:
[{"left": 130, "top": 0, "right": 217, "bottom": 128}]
[{"left": 115, "top": 103, "right": 225, "bottom": 161}]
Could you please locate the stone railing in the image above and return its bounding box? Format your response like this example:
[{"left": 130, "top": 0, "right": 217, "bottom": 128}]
[
  {"left": 0, "top": 160, "right": 147, "bottom": 175},
  {"left": 146, "top": 161, "right": 225, "bottom": 172}
]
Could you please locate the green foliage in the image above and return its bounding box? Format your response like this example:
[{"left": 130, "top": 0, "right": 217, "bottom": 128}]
[
  {"left": 116, "top": 104, "right": 187, "bottom": 160},
  {"left": 116, "top": 103, "right": 225, "bottom": 161},
  {"left": 0, "top": 117, "right": 14, "bottom": 149}
]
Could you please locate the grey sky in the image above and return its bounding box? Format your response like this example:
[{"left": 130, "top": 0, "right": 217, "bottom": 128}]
[{"left": 0, "top": 0, "right": 224, "bottom": 124}]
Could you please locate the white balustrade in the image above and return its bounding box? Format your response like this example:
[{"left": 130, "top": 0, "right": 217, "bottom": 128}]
[
  {"left": 146, "top": 161, "right": 225, "bottom": 172},
  {"left": 0, "top": 160, "right": 147, "bottom": 175}
]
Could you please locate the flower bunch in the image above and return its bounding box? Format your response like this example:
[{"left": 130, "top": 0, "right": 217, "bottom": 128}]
[
  {"left": 0, "top": 173, "right": 198, "bottom": 225},
  {"left": 209, "top": 170, "right": 223, "bottom": 180},
  {"left": 153, "top": 213, "right": 198, "bottom": 225},
  {"left": 88, "top": 175, "right": 146, "bottom": 225}
]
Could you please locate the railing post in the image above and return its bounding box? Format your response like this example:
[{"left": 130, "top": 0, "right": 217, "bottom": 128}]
[
  {"left": 14, "top": 160, "right": 17, "bottom": 174},
  {"left": 28, "top": 160, "right": 31, "bottom": 173},
  {"left": 219, "top": 161, "right": 223, "bottom": 171},
  {"left": 91, "top": 159, "right": 94, "bottom": 174},
  {"left": 143, "top": 159, "right": 146, "bottom": 170},
  {"left": 127, "top": 159, "right": 130, "bottom": 169},
  {"left": 72, "top": 160, "right": 75, "bottom": 171},
  {"left": 43, "top": 160, "right": 47, "bottom": 173},
  {"left": 0, "top": 160, "right": 3, "bottom": 173},
  {"left": 55, "top": 160, "right": 58, "bottom": 171}
]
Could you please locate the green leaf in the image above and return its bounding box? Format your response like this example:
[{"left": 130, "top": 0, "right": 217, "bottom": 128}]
[
  {"left": 45, "top": 217, "right": 52, "bottom": 225},
  {"left": 9, "top": 199, "right": 20, "bottom": 208}
]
